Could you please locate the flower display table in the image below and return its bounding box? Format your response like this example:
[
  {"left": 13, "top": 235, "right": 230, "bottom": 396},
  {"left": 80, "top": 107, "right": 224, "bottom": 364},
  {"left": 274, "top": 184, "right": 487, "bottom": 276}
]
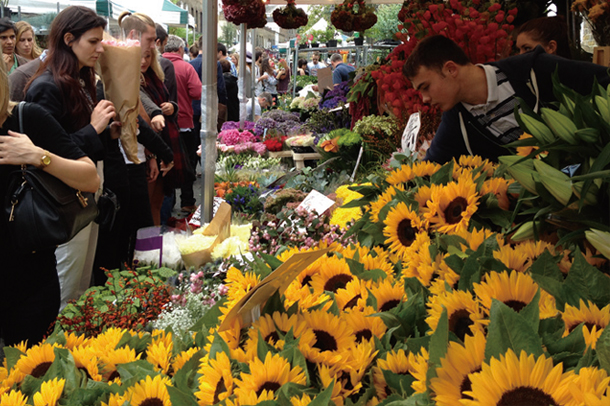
[
  {"left": 292, "top": 151, "right": 322, "bottom": 169},
  {"left": 267, "top": 150, "right": 293, "bottom": 159}
]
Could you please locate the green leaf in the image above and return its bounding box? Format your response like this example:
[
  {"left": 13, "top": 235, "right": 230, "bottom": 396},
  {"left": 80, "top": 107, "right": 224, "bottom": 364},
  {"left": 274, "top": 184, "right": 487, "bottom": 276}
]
[
  {"left": 261, "top": 253, "right": 284, "bottom": 271},
  {"left": 519, "top": 288, "right": 540, "bottom": 332},
  {"left": 546, "top": 323, "right": 586, "bottom": 356},
  {"left": 43, "top": 347, "right": 83, "bottom": 397},
  {"left": 430, "top": 160, "right": 454, "bottom": 185},
  {"left": 564, "top": 249, "right": 610, "bottom": 307},
  {"left": 529, "top": 251, "right": 563, "bottom": 282},
  {"left": 485, "top": 299, "right": 543, "bottom": 362},
  {"left": 191, "top": 296, "right": 227, "bottom": 332},
  {"left": 597, "top": 324, "right": 610, "bottom": 374},
  {"left": 262, "top": 290, "right": 284, "bottom": 316},
  {"left": 167, "top": 384, "right": 199, "bottom": 406},
  {"left": 426, "top": 308, "right": 448, "bottom": 386},
  {"left": 382, "top": 369, "right": 415, "bottom": 397},
  {"left": 309, "top": 379, "right": 335, "bottom": 406},
  {"left": 530, "top": 274, "right": 567, "bottom": 312},
  {"left": 172, "top": 349, "right": 203, "bottom": 393},
  {"left": 3, "top": 346, "right": 25, "bottom": 371},
  {"left": 257, "top": 330, "right": 274, "bottom": 361},
  {"left": 19, "top": 374, "right": 43, "bottom": 398},
  {"left": 208, "top": 331, "right": 231, "bottom": 362}
]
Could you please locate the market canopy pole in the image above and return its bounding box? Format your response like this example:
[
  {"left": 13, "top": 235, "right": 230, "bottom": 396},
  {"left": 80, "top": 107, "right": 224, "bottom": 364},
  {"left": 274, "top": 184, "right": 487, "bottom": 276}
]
[{"left": 200, "top": 0, "right": 218, "bottom": 223}]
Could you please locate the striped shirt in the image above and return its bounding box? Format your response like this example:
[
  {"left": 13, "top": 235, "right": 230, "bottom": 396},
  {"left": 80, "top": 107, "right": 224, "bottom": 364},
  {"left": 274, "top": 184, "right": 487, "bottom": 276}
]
[{"left": 461, "top": 64, "right": 522, "bottom": 144}]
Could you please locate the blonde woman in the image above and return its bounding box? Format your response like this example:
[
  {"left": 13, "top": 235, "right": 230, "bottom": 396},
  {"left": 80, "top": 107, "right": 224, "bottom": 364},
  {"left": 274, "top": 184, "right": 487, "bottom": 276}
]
[
  {"left": 0, "top": 57, "right": 99, "bottom": 346},
  {"left": 15, "top": 21, "right": 42, "bottom": 61}
]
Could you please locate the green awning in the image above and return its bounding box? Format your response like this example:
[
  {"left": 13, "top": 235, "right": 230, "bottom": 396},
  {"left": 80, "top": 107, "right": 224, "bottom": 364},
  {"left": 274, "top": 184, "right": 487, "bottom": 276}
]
[{"left": 162, "top": 0, "right": 188, "bottom": 25}]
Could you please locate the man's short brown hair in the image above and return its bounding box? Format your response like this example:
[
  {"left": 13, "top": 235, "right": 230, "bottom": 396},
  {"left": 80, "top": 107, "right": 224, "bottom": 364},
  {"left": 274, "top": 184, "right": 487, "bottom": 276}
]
[{"left": 403, "top": 35, "right": 470, "bottom": 79}]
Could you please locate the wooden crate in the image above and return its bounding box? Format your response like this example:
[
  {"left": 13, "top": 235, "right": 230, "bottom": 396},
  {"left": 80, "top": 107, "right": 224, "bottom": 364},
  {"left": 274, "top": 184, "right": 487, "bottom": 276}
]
[
  {"left": 593, "top": 46, "right": 610, "bottom": 67},
  {"left": 292, "top": 152, "right": 322, "bottom": 169}
]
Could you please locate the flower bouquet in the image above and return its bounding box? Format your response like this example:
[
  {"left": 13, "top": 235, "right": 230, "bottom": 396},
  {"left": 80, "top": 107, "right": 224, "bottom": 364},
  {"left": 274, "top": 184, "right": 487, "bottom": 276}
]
[
  {"left": 286, "top": 134, "right": 316, "bottom": 153},
  {"left": 331, "top": 0, "right": 378, "bottom": 33},
  {"left": 98, "top": 38, "right": 142, "bottom": 163},
  {"left": 316, "top": 128, "right": 363, "bottom": 172},
  {"left": 263, "top": 129, "right": 288, "bottom": 152},
  {"left": 572, "top": 0, "right": 610, "bottom": 45},
  {"left": 273, "top": 0, "right": 308, "bottom": 29}
]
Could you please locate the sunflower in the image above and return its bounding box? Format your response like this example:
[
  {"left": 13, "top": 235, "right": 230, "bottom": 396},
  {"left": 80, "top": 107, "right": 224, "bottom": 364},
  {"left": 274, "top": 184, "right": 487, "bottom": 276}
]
[
  {"left": 290, "top": 394, "right": 313, "bottom": 406},
  {"left": 70, "top": 346, "right": 103, "bottom": 381},
  {"left": 340, "top": 243, "right": 394, "bottom": 278},
  {"left": 0, "top": 390, "right": 28, "bottom": 406},
  {"left": 15, "top": 343, "right": 60, "bottom": 379},
  {"left": 462, "top": 349, "right": 574, "bottom": 406},
  {"left": 331, "top": 185, "right": 365, "bottom": 228},
  {"left": 402, "top": 233, "right": 449, "bottom": 287},
  {"left": 147, "top": 340, "right": 173, "bottom": 374},
  {"left": 63, "top": 332, "right": 90, "bottom": 350},
  {"left": 429, "top": 331, "right": 486, "bottom": 406},
  {"left": 172, "top": 347, "right": 200, "bottom": 373},
  {"left": 335, "top": 278, "right": 369, "bottom": 311},
  {"left": 383, "top": 202, "right": 427, "bottom": 259},
  {"left": 33, "top": 378, "right": 65, "bottom": 406},
  {"left": 90, "top": 328, "right": 127, "bottom": 352},
  {"left": 10, "top": 342, "right": 28, "bottom": 354},
  {"left": 226, "top": 389, "right": 275, "bottom": 406},
  {"left": 101, "top": 393, "right": 127, "bottom": 406},
  {"left": 342, "top": 307, "right": 387, "bottom": 344},
  {"left": 426, "top": 176, "right": 479, "bottom": 234},
  {"left": 555, "top": 367, "right": 610, "bottom": 406},
  {"left": 412, "top": 160, "right": 443, "bottom": 178},
  {"left": 310, "top": 255, "right": 355, "bottom": 294},
  {"left": 455, "top": 227, "right": 503, "bottom": 252},
  {"left": 385, "top": 164, "right": 414, "bottom": 186},
  {"left": 369, "top": 185, "right": 405, "bottom": 223},
  {"left": 245, "top": 312, "right": 316, "bottom": 354},
  {"left": 493, "top": 244, "right": 528, "bottom": 273},
  {"left": 301, "top": 310, "right": 355, "bottom": 366},
  {"left": 426, "top": 289, "right": 488, "bottom": 341},
  {"left": 126, "top": 374, "right": 172, "bottom": 406},
  {"left": 373, "top": 348, "right": 417, "bottom": 399},
  {"left": 454, "top": 155, "right": 496, "bottom": 179},
  {"left": 514, "top": 240, "right": 572, "bottom": 274},
  {"left": 100, "top": 347, "right": 140, "bottom": 381},
  {"left": 224, "top": 266, "right": 262, "bottom": 307},
  {"left": 283, "top": 282, "right": 332, "bottom": 313},
  {"left": 234, "top": 353, "right": 306, "bottom": 398},
  {"left": 480, "top": 177, "right": 513, "bottom": 211},
  {"left": 413, "top": 184, "right": 440, "bottom": 216},
  {"left": 319, "top": 364, "right": 347, "bottom": 406},
  {"left": 369, "top": 278, "right": 406, "bottom": 312},
  {"left": 473, "top": 270, "right": 540, "bottom": 313},
  {"left": 195, "top": 351, "right": 234, "bottom": 406},
  {"left": 562, "top": 300, "right": 610, "bottom": 349}
]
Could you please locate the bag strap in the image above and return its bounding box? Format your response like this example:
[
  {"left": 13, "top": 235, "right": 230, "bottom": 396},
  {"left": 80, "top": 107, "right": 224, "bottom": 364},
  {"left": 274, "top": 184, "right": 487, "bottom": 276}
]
[{"left": 18, "top": 101, "right": 25, "bottom": 133}]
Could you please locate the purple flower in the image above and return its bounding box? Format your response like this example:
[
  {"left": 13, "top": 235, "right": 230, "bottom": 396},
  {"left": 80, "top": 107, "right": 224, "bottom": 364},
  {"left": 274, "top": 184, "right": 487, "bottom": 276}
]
[{"left": 254, "top": 117, "right": 277, "bottom": 137}]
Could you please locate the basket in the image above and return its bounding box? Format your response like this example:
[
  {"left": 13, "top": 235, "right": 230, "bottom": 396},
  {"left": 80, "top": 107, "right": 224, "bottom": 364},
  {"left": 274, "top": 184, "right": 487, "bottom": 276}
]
[{"left": 291, "top": 146, "right": 315, "bottom": 153}]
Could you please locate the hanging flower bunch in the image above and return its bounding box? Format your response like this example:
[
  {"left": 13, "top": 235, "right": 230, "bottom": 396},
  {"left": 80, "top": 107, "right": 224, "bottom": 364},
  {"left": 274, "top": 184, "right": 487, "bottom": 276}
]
[
  {"left": 273, "top": 0, "right": 308, "bottom": 29},
  {"left": 331, "top": 0, "right": 378, "bottom": 33},
  {"left": 222, "top": 0, "right": 267, "bottom": 29}
]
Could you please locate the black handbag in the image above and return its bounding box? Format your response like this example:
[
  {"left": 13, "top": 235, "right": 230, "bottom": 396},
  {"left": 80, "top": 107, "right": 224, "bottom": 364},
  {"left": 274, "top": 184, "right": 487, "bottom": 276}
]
[
  {"left": 4, "top": 102, "right": 99, "bottom": 253},
  {"left": 95, "top": 187, "right": 119, "bottom": 230}
]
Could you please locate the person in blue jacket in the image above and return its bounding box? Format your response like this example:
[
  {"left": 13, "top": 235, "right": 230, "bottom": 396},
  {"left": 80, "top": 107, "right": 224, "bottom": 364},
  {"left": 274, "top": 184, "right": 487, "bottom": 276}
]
[{"left": 403, "top": 35, "right": 610, "bottom": 164}]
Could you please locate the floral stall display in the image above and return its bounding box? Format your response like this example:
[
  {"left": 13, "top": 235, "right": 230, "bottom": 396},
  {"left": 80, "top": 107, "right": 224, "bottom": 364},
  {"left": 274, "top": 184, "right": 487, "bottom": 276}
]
[
  {"left": 222, "top": 0, "right": 267, "bottom": 28},
  {"left": 572, "top": 0, "right": 610, "bottom": 45},
  {"left": 262, "top": 130, "right": 288, "bottom": 152},
  {"left": 285, "top": 134, "right": 316, "bottom": 153},
  {"left": 272, "top": 0, "right": 308, "bottom": 29},
  {"left": 331, "top": 0, "right": 378, "bottom": 34},
  {"left": 253, "top": 110, "right": 304, "bottom": 138},
  {"left": 319, "top": 81, "right": 350, "bottom": 110},
  {"left": 217, "top": 125, "right": 266, "bottom": 156},
  {"left": 352, "top": 114, "right": 403, "bottom": 157},
  {"left": 317, "top": 128, "right": 365, "bottom": 173}
]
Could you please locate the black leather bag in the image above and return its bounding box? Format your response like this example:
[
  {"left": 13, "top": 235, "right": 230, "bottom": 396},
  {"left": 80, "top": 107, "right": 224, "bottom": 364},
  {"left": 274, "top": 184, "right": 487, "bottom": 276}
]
[
  {"left": 95, "top": 188, "right": 119, "bottom": 230},
  {"left": 4, "top": 102, "right": 98, "bottom": 253}
]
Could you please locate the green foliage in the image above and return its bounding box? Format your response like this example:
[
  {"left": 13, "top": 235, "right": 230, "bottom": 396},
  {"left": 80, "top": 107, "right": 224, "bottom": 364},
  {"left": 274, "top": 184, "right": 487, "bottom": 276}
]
[
  {"left": 366, "top": 4, "right": 403, "bottom": 42},
  {"left": 224, "top": 184, "right": 264, "bottom": 215}
]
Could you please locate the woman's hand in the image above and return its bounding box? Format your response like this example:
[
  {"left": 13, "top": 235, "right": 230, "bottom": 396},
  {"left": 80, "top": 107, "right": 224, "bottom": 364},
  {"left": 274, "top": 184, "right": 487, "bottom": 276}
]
[
  {"left": 151, "top": 115, "right": 165, "bottom": 132},
  {"left": 160, "top": 161, "right": 174, "bottom": 176},
  {"left": 91, "top": 100, "right": 116, "bottom": 134},
  {"left": 0, "top": 130, "right": 43, "bottom": 166},
  {"left": 160, "top": 102, "right": 174, "bottom": 116},
  {"left": 147, "top": 157, "right": 159, "bottom": 182}
]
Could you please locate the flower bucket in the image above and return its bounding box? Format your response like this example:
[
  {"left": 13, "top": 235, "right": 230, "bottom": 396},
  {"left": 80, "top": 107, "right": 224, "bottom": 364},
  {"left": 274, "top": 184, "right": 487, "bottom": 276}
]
[
  {"left": 311, "top": 42, "right": 319, "bottom": 48},
  {"left": 326, "top": 39, "right": 338, "bottom": 48},
  {"left": 299, "top": 43, "right": 308, "bottom": 49},
  {"left": 291, "top": 146, "right": 316, "bottom": 153},
  {"left": 354, "top": 37, "right": 364, "bottom": 46}
]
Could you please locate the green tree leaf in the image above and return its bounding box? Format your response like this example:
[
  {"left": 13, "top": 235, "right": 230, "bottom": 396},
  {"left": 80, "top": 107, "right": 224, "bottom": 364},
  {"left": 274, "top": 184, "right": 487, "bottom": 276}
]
[{"left": 426, "top": 308, "right": 448, "bottom": 386}]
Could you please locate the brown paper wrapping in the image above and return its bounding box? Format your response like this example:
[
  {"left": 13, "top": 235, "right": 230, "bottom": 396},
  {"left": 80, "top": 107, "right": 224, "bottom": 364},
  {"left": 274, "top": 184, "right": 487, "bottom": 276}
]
[
  {"left": 181, "top": 202, "right": 232, "bottom": 269},
  {"left": 98, "top": 44, "right": 142, "bottom": 164}
]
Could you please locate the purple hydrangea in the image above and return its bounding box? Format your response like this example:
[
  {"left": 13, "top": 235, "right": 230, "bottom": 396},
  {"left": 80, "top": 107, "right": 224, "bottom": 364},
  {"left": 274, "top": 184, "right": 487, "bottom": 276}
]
[
  {"left": 319, "top": 81, "right": 349, "bottom": 110},
  {"left": 254, "top": 117, "right": 277, "bottom": 137},
  {"left": 221, "top": 121, "right": 256, "bottom": 132}
]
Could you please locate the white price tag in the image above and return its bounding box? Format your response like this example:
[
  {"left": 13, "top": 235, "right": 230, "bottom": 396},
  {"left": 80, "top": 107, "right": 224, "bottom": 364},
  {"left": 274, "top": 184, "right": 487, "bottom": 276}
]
[
  {"left": 402, "top": 112, "right": 421, "bottom": 155},
  {"left": 297, "top": 190, "right": 336, "bottom": 215}
]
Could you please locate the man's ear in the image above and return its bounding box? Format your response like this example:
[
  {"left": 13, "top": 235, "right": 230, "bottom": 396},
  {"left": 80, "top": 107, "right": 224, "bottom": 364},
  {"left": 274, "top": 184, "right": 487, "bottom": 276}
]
[
  {"left": 443, "top": 61, "right": 459, "bottom": 78},
  {"left": 64, "top": 32, "right": 74, "bottom": 47}
]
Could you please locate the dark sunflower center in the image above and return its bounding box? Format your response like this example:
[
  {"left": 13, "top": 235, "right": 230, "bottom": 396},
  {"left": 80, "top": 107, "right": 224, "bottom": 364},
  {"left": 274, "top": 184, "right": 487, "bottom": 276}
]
[
  {"left": 265, "top": 332, "right": 280, "bottom": 344},
  {"left": 355, "top": 329, "right": 373, "bottom": 343},
  {"left": 397, "top": 219, "right": 417, "bottom": 247},
  {"left": 301, "top": 275, "right": 312, "bottom": 287},
  {"left": 444, "top": 196, "right": 468, "bottom": 224},
  {"left": 140, "top": 399, "right": 165, "bottom": 406},
  {"left": 448, "top": 309, "right": 474, "bottom": 341},
  {"left": 31, "top": 362, "right": 53, "bottom": 378},
  {"left": 343, "top": 294, "right": 362, "bottom": 310},
  {"left": 313, "top": 329, "right": 338, "bottom": 352},
  {"left": 256, "top": 381, "right": 281, "bottom": 396},
  {"left": 584, "top": 321, "right": 602, "bottom": 331},
  {"left": 497, "top": 386, "right": 558, "bottom": 406},
  {"left": 568, "top": 321, "right": 602, "bottom": 333},
  {"left": 213, "top": 377, "right": 227, "bottom": 404},
  {"left": 459, "top": 367, "right": 481, "bottom": 400},
  {"left": 380, "top": 299, "right": 401, "bottom": 312},
  {"left": 324, "top": 274, "right": 354, "bottom": 293},
  {"left": 504, "top": 300, "right": 528, "bottom": 313}
]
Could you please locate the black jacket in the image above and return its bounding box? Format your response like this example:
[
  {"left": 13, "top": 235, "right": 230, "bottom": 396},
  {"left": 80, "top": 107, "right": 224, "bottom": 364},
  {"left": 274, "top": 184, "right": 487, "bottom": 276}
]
[
  {"left": 224, "top": 72, "right": 240, "bottom": 123},
  {"left": 425, "top": 47, "right": 610, "bottom": 164}
]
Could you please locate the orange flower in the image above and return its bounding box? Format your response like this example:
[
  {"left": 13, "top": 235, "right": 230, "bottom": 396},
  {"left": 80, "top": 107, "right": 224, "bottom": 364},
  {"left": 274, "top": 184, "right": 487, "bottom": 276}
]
[{"left": 321, "top": 137, "right": 340, "bottom": 153}]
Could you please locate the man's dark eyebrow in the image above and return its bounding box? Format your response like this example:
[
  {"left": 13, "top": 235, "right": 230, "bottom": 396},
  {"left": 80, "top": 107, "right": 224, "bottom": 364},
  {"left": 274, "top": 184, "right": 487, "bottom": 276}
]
[{"left": 414, "top": 81, "right": 426, "bottom": 91}]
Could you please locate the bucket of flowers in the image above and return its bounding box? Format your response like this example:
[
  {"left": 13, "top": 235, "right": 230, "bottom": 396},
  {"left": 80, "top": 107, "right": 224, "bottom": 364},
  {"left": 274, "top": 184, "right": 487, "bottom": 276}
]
[
  {"left": 286, "top": 134, "right": 316, "bottom": 153},
  {"left": 316, "top": 128, "right": 363, "bottom": 173},
  {"left": 262, "top": 129, "right": 288, "bottom": 152},
  {"left": 273, "top": 0, "right": 308, "bottom": 30},
  {"left": 222, "top": 0, "right": 267, "bottom": 28}
]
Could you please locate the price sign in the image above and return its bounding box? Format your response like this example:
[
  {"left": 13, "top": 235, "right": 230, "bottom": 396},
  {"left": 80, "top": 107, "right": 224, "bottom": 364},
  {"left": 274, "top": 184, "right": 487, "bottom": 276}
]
[{"left": 401, "top": 112, "right": 421, "bottom": 155}]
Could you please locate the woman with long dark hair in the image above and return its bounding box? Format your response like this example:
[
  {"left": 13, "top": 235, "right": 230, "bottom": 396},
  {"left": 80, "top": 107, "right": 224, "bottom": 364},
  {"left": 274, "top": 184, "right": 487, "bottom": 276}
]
[
  {"left": 515, "top": 16, "right": 572, "bottom": 59},
  {"left": 25, "top": 6, "right": 117, "bottom": 310},
  {"left": 0, "top": 56, "right": 99, "bottom": 345}
]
